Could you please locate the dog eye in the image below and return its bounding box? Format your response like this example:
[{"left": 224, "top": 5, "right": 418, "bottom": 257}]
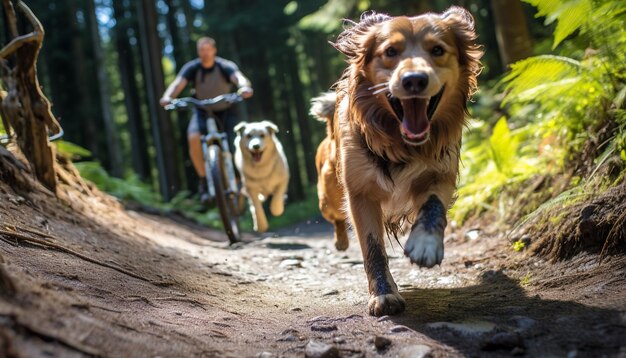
[
  {"left": 384, "top": 47, "right": 398, "bottom": 57},
  {"left": 246, "top": 134, "right": 252, "bottom": 139},
  {"left": 260, "top": 134, "right": 265, "bottom": 138},
  {"left": 431, "top": 46, "right": 444, "bottom": 57}
]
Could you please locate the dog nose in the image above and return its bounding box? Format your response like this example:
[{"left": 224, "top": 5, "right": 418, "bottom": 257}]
[
  {"left": 401, "top": 72, "right": 429, "bottom": 93},
  {"left": 252, "top": 144, "right": 260, "bottom": 150}
]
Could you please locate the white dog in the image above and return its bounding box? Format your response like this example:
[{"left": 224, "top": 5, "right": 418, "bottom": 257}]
[{"left": 234, "top": 121, "right": 289, "bottom": 233}]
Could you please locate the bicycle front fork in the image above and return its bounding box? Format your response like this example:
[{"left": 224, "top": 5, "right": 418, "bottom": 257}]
[
  {"left": 202, "top": 139, "right": 238, "bottom": 198},
  {"left": 221, "top": 141, "right": 239, "bottom": 194}
]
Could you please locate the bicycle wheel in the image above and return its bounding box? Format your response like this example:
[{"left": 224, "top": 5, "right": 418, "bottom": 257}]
[{"left": 207, "top": 144, "right": 241, "bottom": 244}]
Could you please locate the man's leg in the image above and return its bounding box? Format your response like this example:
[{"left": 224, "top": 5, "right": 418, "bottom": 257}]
[
  {"left": 221, "top": 108, "right": 238, "bottom": 153},
  {"left": 187, "top": 112, "right": 206, "bottom": 177},
  {"left": 187, "top": 112, "right": 209, "bottom": 203},
  {"left": 188, "top": 132, "right": 205, "bottom": 177}
]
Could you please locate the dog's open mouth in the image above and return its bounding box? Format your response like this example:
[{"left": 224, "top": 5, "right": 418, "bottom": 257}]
[
  {"left": 388, "top": 86, "right": 445, "bottom": 146},
  {"left": 250, "top": 150, "right": 264, "bottom": 163}
]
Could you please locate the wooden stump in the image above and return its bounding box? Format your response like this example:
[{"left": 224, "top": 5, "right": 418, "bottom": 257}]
[{"left": 0, "top": 0, "right": 61, "bottom": 193}]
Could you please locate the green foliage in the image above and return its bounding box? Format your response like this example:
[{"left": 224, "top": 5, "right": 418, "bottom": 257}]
[
  {"left": 454, "top": 0, "right": 626, "bottom": 225},
  {"left": 513, "top": 240, "right": 526, "bottom": 252},
  {"left": 56, "top": 141, "right": 92, "bottom": 160},
  {"left": 453, "top": 116, "right": 548, "bottom": 222},
  {"left": 75, "top": 162, "right": 161, "bottom": 207},
  {"left": 298, "top": 0, "right": 369, "bottom": 32},
  {"left": 525, "top": 0, "right": 592, "bottom": 48},
  {"left": 75, "top": 160, "right": 319, "bottom": 232}
]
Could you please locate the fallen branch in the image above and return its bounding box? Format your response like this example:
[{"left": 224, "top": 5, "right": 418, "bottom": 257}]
[{"left": 0, "top": 226, "right": 156, "bottom": 284}]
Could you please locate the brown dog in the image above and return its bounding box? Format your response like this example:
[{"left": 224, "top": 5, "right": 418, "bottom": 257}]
[
  {"left": 312, "top": 7, "right": 482, "bottom": 316},
  {"left": 312, "top": 93, "right": 350, "bottom": 251}
]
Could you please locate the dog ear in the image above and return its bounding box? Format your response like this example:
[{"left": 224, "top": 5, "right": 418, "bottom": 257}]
[
  {"left": 261, "top": 121, "right": 279, "bottom": 134},
  {"left": 333, "top": 11, "right": 391, "bottom": 65},
  {"left": 234, "top": 121, "right": 248, "bottom": 134},
  {"left": 442, "top": 6, "right": 483, "bottom": 96}
]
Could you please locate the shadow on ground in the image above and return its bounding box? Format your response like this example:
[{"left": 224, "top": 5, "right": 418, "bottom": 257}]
[{"left": 392, "top": 270, "right": 625, "bottom": 357}]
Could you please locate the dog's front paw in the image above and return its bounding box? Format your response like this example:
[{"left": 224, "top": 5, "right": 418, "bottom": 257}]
[
  {"left": 404, "top": 226, "right": 443, "bottom": 268},
  {"left": 269, "top": 197, "right": 284, "bottom": 216},
  {"left": 368, "top": 292, "right": 406, "bottom": 316}
]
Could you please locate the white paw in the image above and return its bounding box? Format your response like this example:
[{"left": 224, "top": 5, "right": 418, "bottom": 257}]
[{"left": 404, "top": 226, "right": 444, "bottom": 268}]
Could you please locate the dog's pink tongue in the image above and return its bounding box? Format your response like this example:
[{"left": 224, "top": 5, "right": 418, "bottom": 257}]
[
  {"left": 401, "top": 98, "right": 429, "bottom": 138},
  {"left": 252, "top": 152, "right": 263, "bottom": 163}
]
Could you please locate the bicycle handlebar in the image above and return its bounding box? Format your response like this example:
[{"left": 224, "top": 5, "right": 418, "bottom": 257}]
[{"left": 164, "top": 93, "right": 243, "bottom": 111}]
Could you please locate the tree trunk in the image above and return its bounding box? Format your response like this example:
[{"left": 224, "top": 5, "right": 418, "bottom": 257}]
[
  {"left": 286, "top": 46, "right": 317, "bottom": 184},
  {"left": 179, "top": 0, "right": 198, "bottom": 56},
  {"left": 112, "top": 0, "right": 151, "bottom": 181},
  {"left": 87, "top": 0, "right": 123, "bottom": 178},
  {"left": 0, "top": 0, "right": 61, "bottom": 193},
  {"left": 164, "top": 0, "right": 195, "bottom": 192},
  {"left": 490, "top": 0, "right": 533, "bottom": 69},
  {"left": 136, "top": 0, "right": 181, "bottom": 200},
  {"left": 268, "top": 48, "right": 304, "bottom": 201}
]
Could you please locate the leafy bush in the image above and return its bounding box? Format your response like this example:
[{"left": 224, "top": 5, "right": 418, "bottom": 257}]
[{"left": 453, "top": 0, "right": 626, "bottom": 225}]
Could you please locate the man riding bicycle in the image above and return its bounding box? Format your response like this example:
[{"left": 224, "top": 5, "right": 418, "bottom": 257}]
[{"left": 160, "top": 37, "right": 253, "bottom": 202}]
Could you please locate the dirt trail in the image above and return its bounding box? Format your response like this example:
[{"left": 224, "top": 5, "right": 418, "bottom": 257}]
[{"left": 0, "top": 183, "right": 625, "bottom": 357}]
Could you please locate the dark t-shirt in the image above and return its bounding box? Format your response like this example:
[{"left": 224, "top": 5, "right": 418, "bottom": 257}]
[{"left": 178, "top": 57, "right": 239, "bottom": 112}]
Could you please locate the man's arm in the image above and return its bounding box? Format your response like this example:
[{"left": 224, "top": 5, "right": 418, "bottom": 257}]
[
  {"left": 230, "top": 71, "right": 253, "bottom": 99},
  {"left": 160, "top": 76, "right": 188, "bottom": 106}
]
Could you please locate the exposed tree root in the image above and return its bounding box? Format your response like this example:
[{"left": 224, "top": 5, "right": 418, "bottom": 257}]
[{"left": 0, "top": 225, "right": 159, "bottom": 285}]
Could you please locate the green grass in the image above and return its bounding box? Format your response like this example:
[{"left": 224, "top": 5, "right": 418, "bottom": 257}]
[{"left": 73, "top": 153, "right": 320, "bottom": 232}]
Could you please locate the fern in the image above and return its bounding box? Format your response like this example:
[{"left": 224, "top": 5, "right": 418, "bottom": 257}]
[
  {"left": 502, "top": 55, "right": 582, "bottom": 104},
  {"left": 455, "top": 0, "right": 626, "bottom": 225}
]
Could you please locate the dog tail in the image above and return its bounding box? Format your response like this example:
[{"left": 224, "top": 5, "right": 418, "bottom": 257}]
[
  {"left": 310, "top": 92, "right": 337, "bottom": 138},
  {"left": 310, "top": 92, "right": 336, "bottom": 122}
]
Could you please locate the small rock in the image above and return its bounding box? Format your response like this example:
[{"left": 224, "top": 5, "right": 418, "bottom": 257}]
[
  {"left": 321, "top": 289, "right": 339, "bottom": 296},
  {"left": 389, "top": 325, "right": 411, "bottom": 333},
  {"left": 519, "top": 235, "right": 531, "bottom": 246},
  {"left": 291, "top": 307, "right": 302, "bottom": 312},
  {"left": 279, "top": 259, "right": 302, "bottom": 268},
  {"left": 374, "top": 335, "right": 392, "bottom": 350},
  {"left": 377, "top": 315, "right": 391, "bottom": 322},
  {"left": 464, "top": 229, "right": 481, "bottom": 241},
  {"left": 333, "top": 336, "right": 346, "bottom": 344},
  {"left": 398, "top": 344, "right": 432, "bottom": 358},
  {"left": 277, "top": 334, "right": 298, "bottom": 342},
  {"left": 509, "top": 316, "right": 536, "bottom": 332},
  {"left": 278, "top": 328, "right": 300, "bottom": 342},
  {"left": 311, "top": 323, "right": 338, "bottom": 332},
  {"left": 257, "top": 352, "right": 276, "bottom": 358},
  {"left": 305, "top": 340, "right": 340, "bottom": 358},
  {"left": 481, "top": 332, "right": 524, "bottom": 351},
  {"left": 427, "top": 321, "right": 495, "bottom": 335},
  {"left": 511, "top": 347, "right": 526, "bottom": 356}
]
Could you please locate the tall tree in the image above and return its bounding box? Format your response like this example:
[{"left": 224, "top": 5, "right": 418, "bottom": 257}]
[
  {"left": 286, "top": 45, "right": 317, "bottom": 184},
  {"left": 112, "top": 0, "right": 151, "bottom": 180},
  {"left": 269, "top": 48, "right": 304, "bottom": 201},
  {"left": 164, "top": 0, "right": 196, "bottom": 192},
  {"left": 136, "top": 0, "right": 181, "bottom": 200},
  {"left": 87, "top": 0, "right": 123, "bottom": 178},
  {"left": 490, "top": 0, "right": 533, "bottom": 68}
]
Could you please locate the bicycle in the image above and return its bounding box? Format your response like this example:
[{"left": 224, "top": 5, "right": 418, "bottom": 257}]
[{"left": 165, "top": 93, "right": 243, "bottom": 244}]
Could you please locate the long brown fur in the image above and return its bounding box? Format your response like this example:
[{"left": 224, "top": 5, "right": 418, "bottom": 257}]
[{"left": 313, "top": 7, "right": 482, "bottom": 316}]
